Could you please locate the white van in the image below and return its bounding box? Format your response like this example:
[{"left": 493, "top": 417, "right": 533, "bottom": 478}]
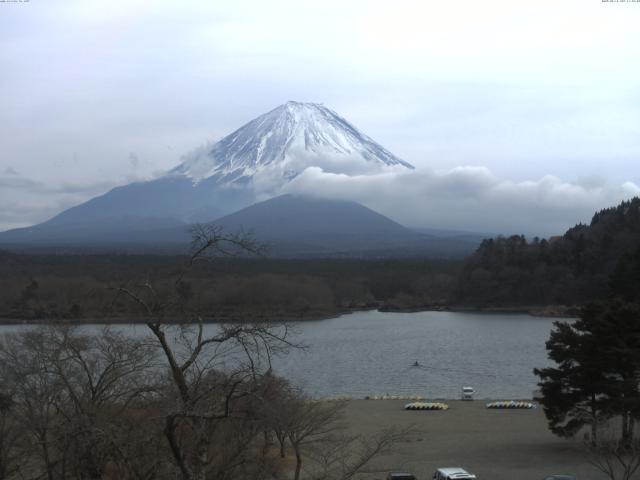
[
  {"left": 433, "top": 467, "right": 477, "bottom": 480},
  {"left": 461, "top": 386, "right": 475, "bottom": 400}
]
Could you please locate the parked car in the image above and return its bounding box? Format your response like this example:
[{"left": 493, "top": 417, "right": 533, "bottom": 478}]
[
  {"left": 386, "top": 473, "right": 417, "bottom": 480},
  {"left": 433, "top": 467, "right": 477, "bottom": 480},
  {"left": 461, "top": 386, "right": 475, "bottom": 400}
]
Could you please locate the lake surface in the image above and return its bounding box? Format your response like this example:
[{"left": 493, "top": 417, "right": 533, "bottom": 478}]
[
  {"left": 0, "top": 310, "right": 564, "bottom": 399},
  {"left": 272, "top": 310, "right": 560, "bottom": 399}
]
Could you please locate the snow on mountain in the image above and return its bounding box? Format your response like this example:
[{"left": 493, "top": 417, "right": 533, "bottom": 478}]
[{"left": 171, "top": 101, "right": 414, "bottom": 187}]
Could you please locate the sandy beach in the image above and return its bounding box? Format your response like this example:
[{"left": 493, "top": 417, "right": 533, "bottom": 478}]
[{"left": 342, "top": 400, "right": 598, "bottom": 480}]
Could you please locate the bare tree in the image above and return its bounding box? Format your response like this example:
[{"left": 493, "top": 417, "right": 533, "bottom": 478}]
[
  {"left": 0, "top": 326, "right": 161, "bottom": 480},
  {"left": 0, "top": 328, "right": 67, "bottom": 480},
  {"left": 260, "top": 372, "right": 296, "bottom": 459},
  {"left": 276, "top": 390, "right": 412, "bottom": 480},
  {"left": 0, "top": 391, "right": 23, "bottom": 480},
  {"left": 112, "top": 224, "right": 297, "bottom": 480},
  {"left": 307, "top": 427, "right": 413, "bottom": 480},
  {"left": 46, "top": 327, "right": 161, "bottom": 480},
  {"left": 286, "top": 398, "right": 347, "bottom": 480},
  {"left": 585, "top": 423, "right": 640, "bottom": 480}
]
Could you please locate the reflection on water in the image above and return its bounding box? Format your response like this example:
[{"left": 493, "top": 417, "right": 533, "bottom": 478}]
[{"left": 0, "top": 310, "right": 562, "bottom": 399}]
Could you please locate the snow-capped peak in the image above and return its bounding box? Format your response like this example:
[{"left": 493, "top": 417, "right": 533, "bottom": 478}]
[{"left": 172, "top": 101, "right": 414, "bottom": 185}]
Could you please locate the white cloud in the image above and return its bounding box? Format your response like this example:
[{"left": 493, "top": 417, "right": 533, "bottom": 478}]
[
  {"left": 622, "top": 181, "right": 640, "bottom": 197},
  {"left": 279, "top": 166, "right": 638, "bottom": 236}
]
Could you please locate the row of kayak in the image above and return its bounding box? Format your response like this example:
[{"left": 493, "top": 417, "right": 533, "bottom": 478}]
[
  {"left": 405, "top": 402, "right": 449, "bottom": 410},
  {"left": 404, "top": 400, "right": 537, "bottom": 410},
  {"left": 486, "top": 401, "right": 536, "bottom": 409}
]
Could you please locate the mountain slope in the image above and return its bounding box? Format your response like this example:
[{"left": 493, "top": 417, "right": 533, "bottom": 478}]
[
  {"left": 0, "top": 216, "right": 190, "bottom": 250},
  {"left": 41, "top": 176, "right": 248, "bottom": 227},
  {"left": 213, "top": 195, "right": 478, "bottom": 257},
  {"left": 0, "top": 194, "right": 482, "bottom": 257},
  {"left": 215, "top": 194, "right": 412, "bottom": 238}
]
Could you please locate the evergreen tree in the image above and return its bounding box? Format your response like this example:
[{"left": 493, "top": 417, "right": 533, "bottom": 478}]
[
  {"left": 609, "top": 246, "right": 640, "bottom": 304},
  {"left": 578, "top": 301, "right": 640, "bottom": 444},
  {"left": 535, "top": 248, "right": 640, "bottom": 445},
  {"left": 534, "top": 318, "right": 611, "bottom": 445}
]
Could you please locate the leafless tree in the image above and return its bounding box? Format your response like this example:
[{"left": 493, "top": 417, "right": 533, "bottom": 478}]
[
  {"left": 0, "top": 391, "right": 23, "bottom": 480},
  {"left": 585, "top": 423, "right": 640, "bottom": 480},
  {"left": 307, "top": 427, "right": 413, "bottom": 480},
  {"left": 286, "top": 398, "right": 347, "bottom": 480},
  {"left": 259, "top": 372, "right": 296, "bottom": 459},
  {"left": 112, "top": 224, "right": 298, "bottom": 480},
  {"left": 46, "top": 327, "right": 161, "bottom": 480},
  {"left": 0, "top": 326, "right": 161, "bottom": 480},
  {"left": 0, "top": 328, "right": 67, "bottom": 480}
]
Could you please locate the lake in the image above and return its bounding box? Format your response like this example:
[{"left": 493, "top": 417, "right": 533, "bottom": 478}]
[
  {"left": 0, "top": 310, "right": 565, "bottom": 399},
  {"left": 272, "top": 310, "right": 561, "bottom": 399}
]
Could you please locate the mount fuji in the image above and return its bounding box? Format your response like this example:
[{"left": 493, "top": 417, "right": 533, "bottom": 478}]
[
  {"left": 0, "top": 102, "right": 482, "bottom": 256},
  {"left": 16, "top": 102, "right": 414, "bottom": 228}
]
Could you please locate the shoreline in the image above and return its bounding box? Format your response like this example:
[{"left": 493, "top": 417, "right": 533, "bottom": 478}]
[
  {"left": 379, "top": 303, "right": 579, "bottom": 318},
  {"left": 0, "top": 304, "right": 579, "bottom": 325},
  {"left": 322, "top": 395, "right": 540, "bottom": 402}
]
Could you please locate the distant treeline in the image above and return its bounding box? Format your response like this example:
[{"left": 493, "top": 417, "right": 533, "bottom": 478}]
[{"left": 0, "top": 254, "right": 461, "bottom": 322}]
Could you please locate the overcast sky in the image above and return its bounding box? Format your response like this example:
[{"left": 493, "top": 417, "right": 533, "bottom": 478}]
[{"left": 1, "top": 0, "right": 639, "bottom": 234}]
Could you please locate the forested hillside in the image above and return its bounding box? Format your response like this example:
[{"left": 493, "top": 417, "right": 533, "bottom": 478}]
[{"left": 455, "top": 197, "right": 640, "bottom": 307}]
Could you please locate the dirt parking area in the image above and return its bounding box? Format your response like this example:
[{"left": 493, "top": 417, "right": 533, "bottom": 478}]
[{"left": 342, "top": 400, "right": 599, "bottom": 480}]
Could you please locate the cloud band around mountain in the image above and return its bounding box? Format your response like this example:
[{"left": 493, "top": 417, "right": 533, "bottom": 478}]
[
  {"left": 280, "top": 165, "right": 640, "bottom": 236},
  {"left": 1, "top": 163, "right": 638, "bottom": 236}
]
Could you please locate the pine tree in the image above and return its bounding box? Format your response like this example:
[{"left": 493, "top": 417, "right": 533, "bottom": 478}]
[
  {"left": 535, "top": 247, "right": 640, "bottom": 445},
  {"left": 534, "top": 319, "right": 610, "bottom": 445},
  {"left": 578, "top": 301, "right": 640, "bottom": 444}
]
